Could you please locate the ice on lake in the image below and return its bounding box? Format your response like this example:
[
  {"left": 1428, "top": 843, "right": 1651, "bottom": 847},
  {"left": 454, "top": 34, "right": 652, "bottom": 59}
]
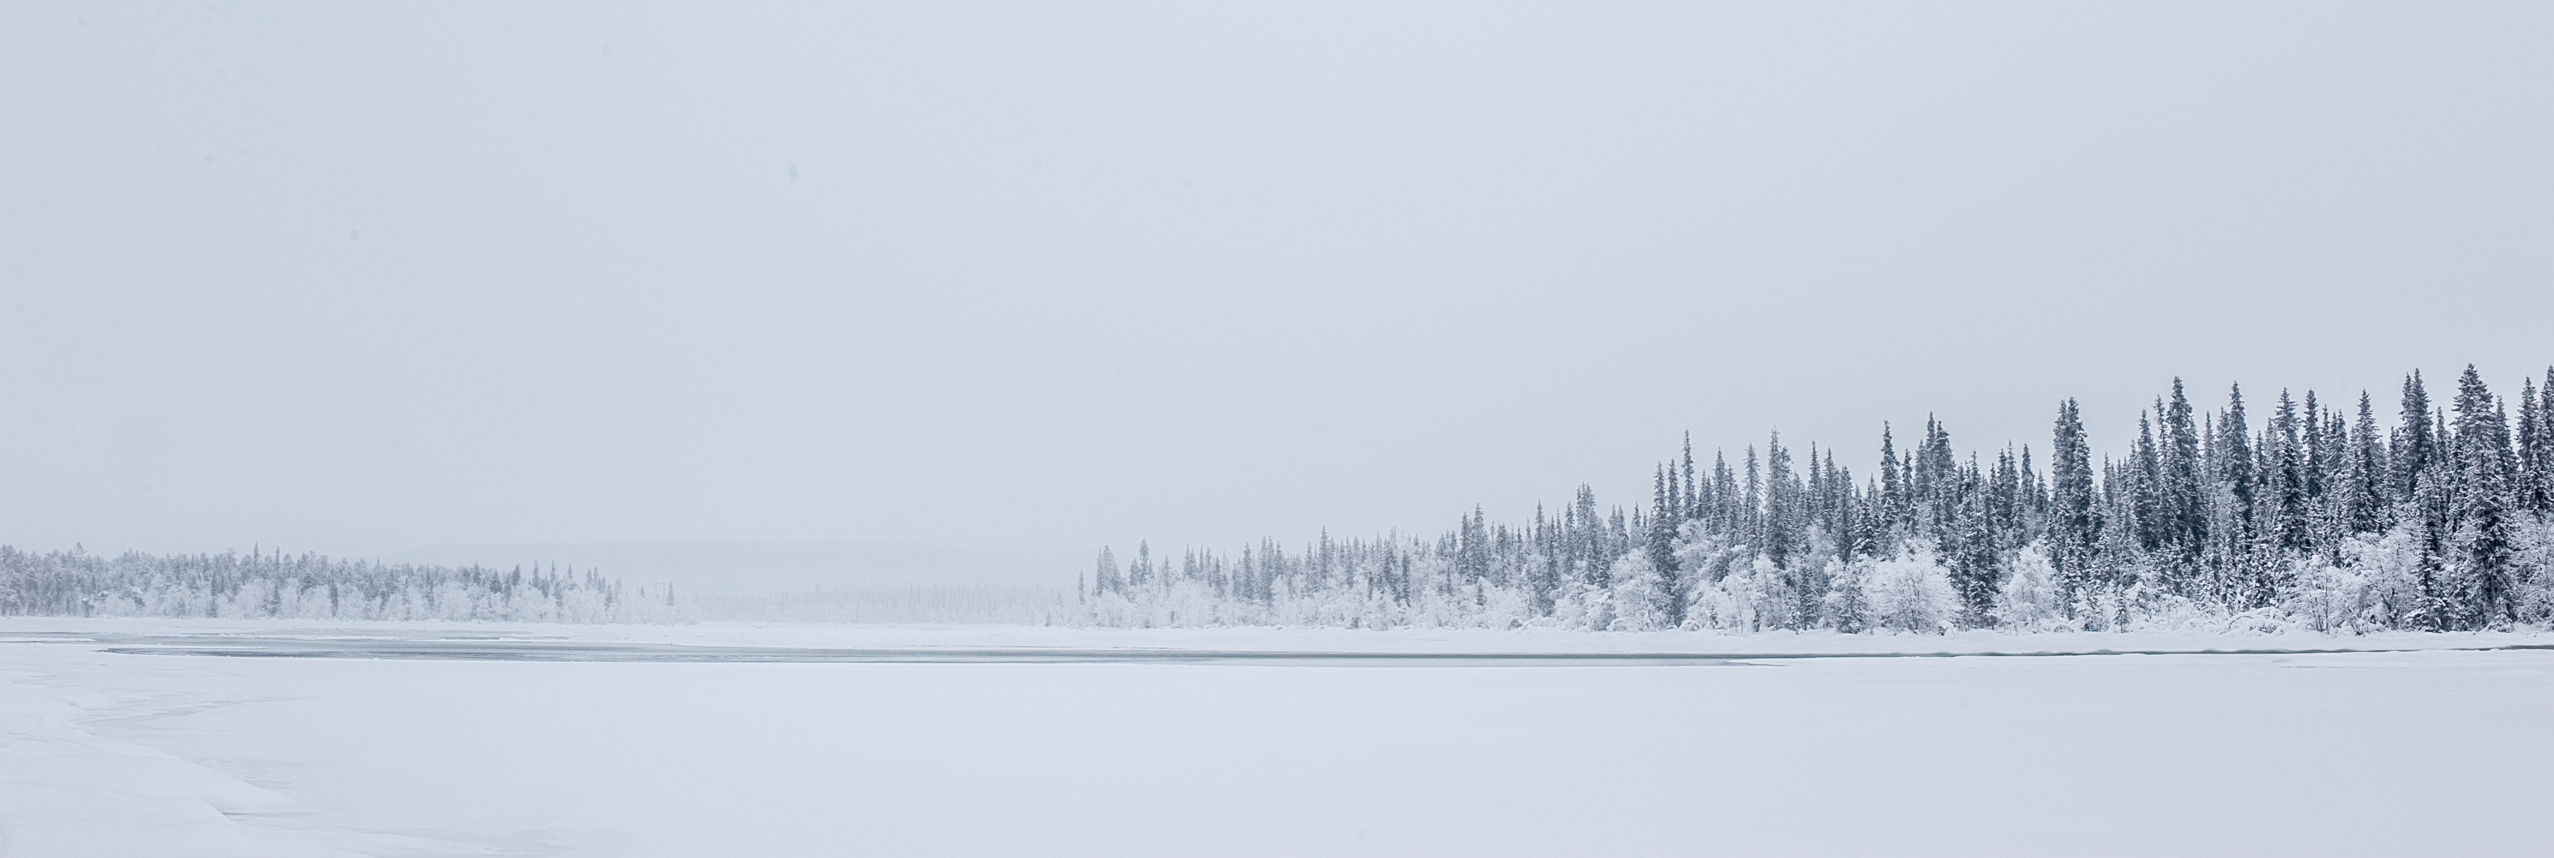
[{"left": 3, "top": 619, "right": 2548, "bottom": 856}]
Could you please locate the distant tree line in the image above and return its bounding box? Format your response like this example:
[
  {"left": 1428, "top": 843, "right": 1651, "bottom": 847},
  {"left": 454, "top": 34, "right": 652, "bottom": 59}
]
[
  {"left": 1080, "top": 365, "right": 2554, "bottom": 633},
  {"left": 0, "top": 545, "right": 676, "bottom": 623}
]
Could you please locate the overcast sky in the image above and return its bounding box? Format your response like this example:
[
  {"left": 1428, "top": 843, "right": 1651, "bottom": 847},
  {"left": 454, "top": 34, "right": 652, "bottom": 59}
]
[{"left": 4, "top": 2, "right": 2548, "bottom": 564}]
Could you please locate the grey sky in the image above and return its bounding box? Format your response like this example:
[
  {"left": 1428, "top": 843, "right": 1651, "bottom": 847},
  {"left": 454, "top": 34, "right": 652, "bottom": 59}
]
[{"left": 4, "top": 2, "right": 2548, "bottom": 566}]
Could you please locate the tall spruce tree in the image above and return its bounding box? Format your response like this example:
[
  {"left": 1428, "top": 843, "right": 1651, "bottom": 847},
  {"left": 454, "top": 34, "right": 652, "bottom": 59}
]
[
  {"left": 2218, "top": 384, "right": 2257, "bottom": 553},
  {"left": 2049, "top": 398, "right": 2099, "bottom": 609},
  {"left": 1949, "top": 458, "right": 2000, "bottom": 626},
  {"left": 1681, "top": 433, "right": 1700, "bottom": 519},
  {"left": 2161, "top": 380, "right": 2205, "bottom": 587},
  {"left": 2518, "top": 374, "right": 2550, "bottom": 515},
  {"left": 2541, "top": 367, "right": 2554, "bottom": 513},
  {"left": 2130, "top": 412, "right": 2165, "bottom": 553},
  {"left": 1764, "top": 434, "right": 1798, "bottom": 569},
  {"left": 1649, "top": 466, "right": 1685, "bottom": 626},
  {"left": 1878, "top": 423, "right": 1908, "bottom": 536},
  {"left": 2448, "top": 366, "right": 2516, "bottom": 627},
  {"left": 2268, "top": 390, "right": 2310, "bottom": 553},
  {"left": 2405, "top": 395, "right": 2455, "bottom": 629},
  {"left": 2345, "top": 392, "right": 2389, "bottom": 534},
  {"left": 2302, "top": 391, "right": 2333, "bottom": 535},
  {"left": 2396, "top": 371, "right": 2437, "bottom": 502}
]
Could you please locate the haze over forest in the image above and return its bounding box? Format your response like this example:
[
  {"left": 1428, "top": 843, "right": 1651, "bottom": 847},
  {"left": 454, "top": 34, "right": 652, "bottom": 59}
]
[{"left": 5, "top": 3, "right": 2549, "bottom": 572}]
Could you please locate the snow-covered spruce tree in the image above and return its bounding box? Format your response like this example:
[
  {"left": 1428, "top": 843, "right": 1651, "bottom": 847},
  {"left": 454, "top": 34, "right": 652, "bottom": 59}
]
[
  {"left": 1947, "top": 468, "right": 2002, "bottom": 628},
  {"left": 2444, "top": 366, "right": 2518, "bottom": 628},
  {"left": 2217, "top": 384, "right": 2268, "bottom": 605},
  {"left": 2342, "top": 392, "right": 2392, "bottom": 539},
  {"left": 2517, "top": 374, "right": 2550, "bottom": 517},
  {"left": 2514, "top": 514, "right": 2554, "bottom": 624},
  {"left": 2048, "top": 398, "right": 2099, "bottom": 610},
  {"left": 2158, "top": 379, "right": 2207, "bottom": 594},
  {"left": 1645, "top": 466, "right": 1688, "bottom": 627},
  {"left": 2266, "top": 390, "right": 2313, "bottom": 556}
]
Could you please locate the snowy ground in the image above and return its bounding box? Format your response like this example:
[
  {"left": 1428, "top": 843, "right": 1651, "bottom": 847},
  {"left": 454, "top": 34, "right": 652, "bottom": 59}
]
[{"left": 3, "top": 619, "right": 2548, "bottom": 857}]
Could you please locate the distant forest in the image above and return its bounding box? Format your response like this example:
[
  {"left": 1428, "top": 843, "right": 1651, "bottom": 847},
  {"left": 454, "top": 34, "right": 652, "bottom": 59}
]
[
  {"left": 1081, "top": 365, "right": 2554, "bottom": 633},
  {"left": 0, "top": 547, "right": 677, "bottom": 623},
  {"left": 0, "top": 546, "right": 1081, "bottom": 625}
]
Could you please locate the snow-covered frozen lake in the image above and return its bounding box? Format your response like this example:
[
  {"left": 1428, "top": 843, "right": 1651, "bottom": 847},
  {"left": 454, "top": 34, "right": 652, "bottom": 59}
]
[{"left": 4, "top": 620, "right": 2548, "bottom": 857}]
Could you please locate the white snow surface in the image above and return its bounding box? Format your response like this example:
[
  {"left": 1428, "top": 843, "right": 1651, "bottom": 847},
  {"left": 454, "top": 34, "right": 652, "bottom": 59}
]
[{"left": 3, "top": 619, "right": 2549, "bottom": 857}]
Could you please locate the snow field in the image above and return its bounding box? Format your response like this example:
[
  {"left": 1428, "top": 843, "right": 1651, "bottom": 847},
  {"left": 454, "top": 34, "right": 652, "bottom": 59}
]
[{"left": 1, "top": 621, "right": 2548, "bottom": 856}]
